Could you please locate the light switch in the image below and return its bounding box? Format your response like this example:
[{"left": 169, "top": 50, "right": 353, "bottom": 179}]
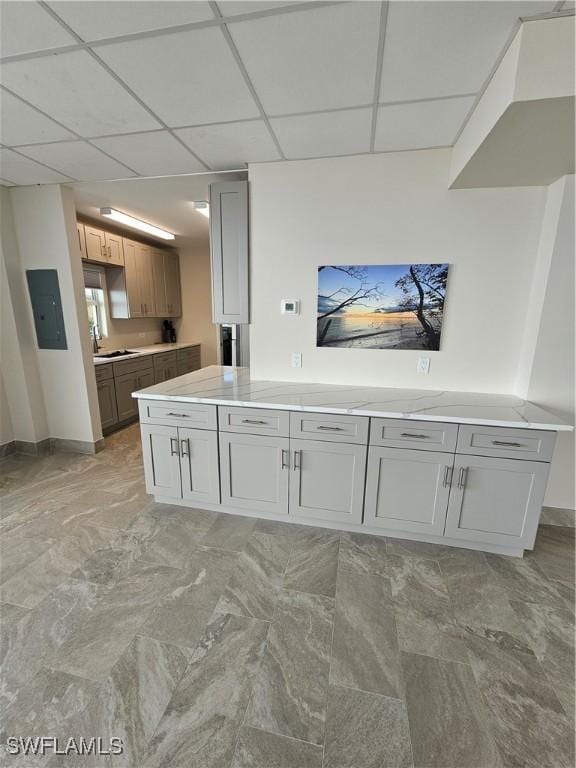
[
  {"left": 417, "top": 357, "right": 430, "bottom": 374},
  {"left": 291, "top": 352, "right": 302, "bottom": 368}
]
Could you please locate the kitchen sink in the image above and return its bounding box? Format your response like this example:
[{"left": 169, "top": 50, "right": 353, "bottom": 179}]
[{"left": 96, "top": 350, "right": 138, "bottom": 359}]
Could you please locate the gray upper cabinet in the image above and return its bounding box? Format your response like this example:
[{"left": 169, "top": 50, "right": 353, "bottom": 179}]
[
  {"left": 219, "top": 432, "right": 289, "bottom": 516},
  {"left": 105, "top": 231, "right": 124, "bottom": 266},
  {"left": 444, "top": 455, "right": 549, "bottom": 549},
  {"left": 364, "top": 446, "right": 453, "bottom": 536},
  {"left": 77, "top": 223, "right": 87, "bottom": 260},
  {"left": 164, "top": 252, "right": 181, "bottom": 317},
  {"left": 210, "top": 180, "right": 249, "bottom": 324},
  {"left": 84, "top": 225, "right": 108, "bottom": 264},
  {"left": 289, "top": 438, "right": 367, "bottom": 525}
]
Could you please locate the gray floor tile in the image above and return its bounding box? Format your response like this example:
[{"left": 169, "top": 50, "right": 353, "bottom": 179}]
[
  {"left": 330, "top": 568, "right": 403, "bottom": 697},
  {"left": 231, "top": 726, "right": 323, "bottom": 768},
  {"left": 0, "top": 532, "right": 52, "bottom": 584},
  {"left": 283, "top": 527, "right": 339, "bottom": 597},
  {"left": 486, "top": 551, "right": 574, "bottom": 611},
  {"left": 245, "top": 589, "right": 334, "bottom": 745},
  {"left": 530, "top": 524, "right": 575, "bottom": 583},
  {"left": 402, "top": 651, "right": 500, "bottom": 768},
  {"left": 143, "top": 613, "right": 268, "bottom": 768},
  {"left": 463, "top": 624, "right": 575, "bottom": 768},
  {"left": 202, "top": 513, "right": 258, "bottom": 551},
  {"left": 214, "top": 532, "right": 291, "bottom": 620},
  {"left": 338, "top": 531, "right": 388, "bottom": 577},
  {"left": 323, "top": 685, "right": 413, "bottom": 768},
  {"left": 388, "top": 555, "right": 468, "bottom": 663}
]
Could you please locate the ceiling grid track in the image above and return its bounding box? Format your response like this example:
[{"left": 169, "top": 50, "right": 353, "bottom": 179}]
[
  {"left": 37, "top": 1, "right": 213, "bottom": 172},
  {"left": 369, "top": 1, "right": 389, "bottom": 153},
  {"left": 209, "top": 1, "right": 286, "bottom": 161}
]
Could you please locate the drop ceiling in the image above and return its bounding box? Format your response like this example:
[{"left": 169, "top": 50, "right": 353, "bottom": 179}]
[{"left": 0, "top": 0, "right": 569, "bottom": 186}]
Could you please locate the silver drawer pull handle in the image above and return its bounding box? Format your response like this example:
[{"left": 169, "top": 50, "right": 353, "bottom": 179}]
[
  {"left": 401, "top": 433, "right": 429, "bottom": 439},
  {"left": 281, "top": 449, "right": 290, "bottom": 470},
  {"left": 181, "top": 438, "right": 190, "bottom": 457},
  {"left": 293, "top": 450, "right": 301, "bottom": 470},
  {"left": 242, "top": 419, "right": 267, "bottom": 425},
  {"left": 443, "top": 466, "right": 453, "bottom": 488},
  {"left": 457, "top": 467, "right": 468, "bottom": 489},
  {"left": 492, "top": 440, "right": 523, "bottom": 447},
  {"left": 317, "top": 425, "right": 343, "bottom": 431},
  {"left": 167, "top": 412, "right": 189, "bottom": 418},
  {"left": 170, "top": 437, "right": 179, "bottom": 456}
]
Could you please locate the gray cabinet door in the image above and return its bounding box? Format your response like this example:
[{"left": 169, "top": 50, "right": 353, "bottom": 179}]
[
  {"left": 97, "top": 379, "right": 118, "bottom": 431},
  {"left": 141, "top": 424, "right": 182, "bottom": 499},
  {"left": 152, "top": 249, "right": 168, "bottom": 316},
  {"left": 179, "top": 427, "right": 220, "bottom": 505},
  {"left": 209, "top": 181, "right": 249, "bottom": 323},
  {"left": 122, "top": 239, "right": 143, "bottom": 317},
  {"left": 444, "top": 455, "right": 549, "bottom": 549},
  {"left": 289, "top": 438, "right": 367, "bottom": 525},
  {"left": 219, "top": 432, "right": 289, "bottom": 515},
  {"left": 115, "top": 373, "right": 138, "bottom": 422},
  {"left": 164, "top": 252, "right": 181, "bottom": 317},
  {"left": 364, "top": 447, "right": 453, "bottom": 535}
]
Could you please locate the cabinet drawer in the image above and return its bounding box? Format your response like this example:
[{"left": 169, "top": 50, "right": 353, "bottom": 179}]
[
  {"left": 95, "top": 363, "right": 113, "bottom": 382},
  {"left": 153, "top": 351, "right": 177, "bottom": 369},
  {"left": 177, "top": 345, "right": 200, "bottom": 361},
  {"left": 219, "top": 406, "right": 289, "bottom": 437},
  {"left": 113, "top": 355, "right": 153, "bottom": 377},
  {"left": 178, "top": 359, "right": 200, "bottom": 376},
  {"left": 456, "top": 425, "right": 555, "bottom": 462},
  {"left": 370, "top": 418, "right": 457, "bottom": 452},
  {"left": 289, "top": 412, "right": 369, "bottom": 444},
  {"left": 138, "top": 399, "right": 217, "bottom": 430}
]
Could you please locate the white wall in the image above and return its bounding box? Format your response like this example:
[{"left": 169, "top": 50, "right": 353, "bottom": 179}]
[
  {"left": 8, "top": 185, "right": 102, "bottom": 445},
  {"left": 523, "top": 176, "right": 574, "bottom": 509},
  {"left": 176, "top": 241, "right": 219, "bottom": 366},
  {"left": 249, "top": 150, "right": 545, "bottom": 393}
]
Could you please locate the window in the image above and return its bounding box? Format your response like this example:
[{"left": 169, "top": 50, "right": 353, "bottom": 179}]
[{"left": 84, "top": 268, "right": 108, "bottom": 339}]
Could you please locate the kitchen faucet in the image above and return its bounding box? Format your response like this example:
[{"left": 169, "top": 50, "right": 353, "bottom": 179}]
[{"left": 92, "top": 325, "right": 101, "bottom": 354}]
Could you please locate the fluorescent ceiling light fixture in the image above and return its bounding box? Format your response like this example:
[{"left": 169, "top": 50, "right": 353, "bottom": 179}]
[
  {"left": 193, "top": 201, "right": 210, "bottom": 218},
  {"left": 100, "top": 207, "right": 175, "bottom": 240}
]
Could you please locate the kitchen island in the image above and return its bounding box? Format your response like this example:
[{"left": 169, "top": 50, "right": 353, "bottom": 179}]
[{"left": 133, "top": 366, "right": 572, "bottom": 557}]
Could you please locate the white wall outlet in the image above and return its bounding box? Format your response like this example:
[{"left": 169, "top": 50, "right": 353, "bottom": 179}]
[
  {"left": 417, "top": 357, "right": 430, "bottom": 374},
  {"left": 291, "top": 352, "right": 302, "bottom": 368}
]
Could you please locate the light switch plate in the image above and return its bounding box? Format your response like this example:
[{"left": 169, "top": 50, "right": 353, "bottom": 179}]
[
  {"left": 417, "top": 357, "right": 430, "bottom": 374},
  {"left": 291, "top": 352, "right": 302, "bottom": 368}
]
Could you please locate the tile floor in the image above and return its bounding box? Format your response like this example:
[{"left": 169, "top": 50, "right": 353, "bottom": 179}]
[{"left": 0, "top": 424, "right": 574, "bottom": 768}]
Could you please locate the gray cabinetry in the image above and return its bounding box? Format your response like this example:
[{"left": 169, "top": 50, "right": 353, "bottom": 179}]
[
  {"left": 153, "top": 351, "right": 178, "bottom": 384},
  {"left": 179, "top": 427, "right": 220, "bottom": 505},
  {"left": 456, "top": 425, "right": 555, "bottom": 462},
  {"left": 177, "top": 345, "right": 201, "bottom": 375},
  {"left": 210, "top": 180, "right": 249, "bottom": 324},
  {"left": 97, "top": 378, "right": 118, "bottom": 431},
  {"left": 289, "top": 438, "right": 367, "bottom": 525},
  {"left": 141, "top": 424, "right": 182, "bottom": 499},
  {"left": 364, "top": 447, "right": 453, "bottom": 536},
  {"left": 444, "top": 455, "right": 549, "bottom": 549},
  {"left": 290, "top": 412, "right": 369, "bottom": 444},
  {"left": 219, "top": 432, "right": 289, "bottom": 516},
  {"left": 370, "top": 418, "right": 458, "bottom": 452}
]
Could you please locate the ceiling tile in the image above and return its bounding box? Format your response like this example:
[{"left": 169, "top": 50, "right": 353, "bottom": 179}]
[
  {"left": 47, "top": 1, "right": 214, "bottom": 42},
  {"left": 0, "top": 51, "right": 161, "bottom": 136},
  {"left": 175, "top": 120, "right": 280, "bottom": 169},
  {"left": 218, "top": 1, "right": 310, "bottom": 16},
  {"left": 20, "top": 141, "right": 137, "bottom": 182},
  {"left": 0, "top": 2, "right": 76, "bottom": 57},
  {"left": 0, "top": 148, "right": 71, "bottom": 185},
  {"left": 91, "top": 131, "right": 206, "bottom": 176},
  {"left": 97, "top": 27, "right": 260, "bottom": 127},
  {"left": 228, "top": 3, "right": 381, "bottom": 114},
  {"left": 374, "top": 96, "right": 475, "bottom": 153},
  {"left": 380, "top": 1, "right": 557, "bottom": 102},
  {"left": 0, "top": 90, "right": 76, "bottom": 147},
  {"left": 271, "top": 108, "right": 372, "bottom": 160},
  {"left": 0, "top": 178, "right": 16, "bottom": 186}
]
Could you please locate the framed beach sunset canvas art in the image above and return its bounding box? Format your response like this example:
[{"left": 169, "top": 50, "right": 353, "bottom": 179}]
[{"left": 317, "top": 264, "right": 450, "bottom": 350}]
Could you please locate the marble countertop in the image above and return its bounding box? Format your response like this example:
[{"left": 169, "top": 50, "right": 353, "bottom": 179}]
[
  {"left": 94, "top": 342, "right": 200, "bottom": 366},
  {"left": 132, "top": 366, "right": 572, "bottom": 431}
]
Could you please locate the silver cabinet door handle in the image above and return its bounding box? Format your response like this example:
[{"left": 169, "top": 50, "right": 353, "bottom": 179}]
[
  {"left": 181, "top": 438, "right": 189, "bottom": 457},
  {"left": 492, "top": 440, "right": 523, "bottom": 447},
  {"left": 457, "top": 467, "right": 468, "bottom": 489},
  {"left": 293, "top": 450, "right": 301, "bottom": 470},
  {"left": 317, "top": 425, "right": 343, "bottom": 431},
  {"left": 281, "top": 449, "right": 290, "bottom": 470},
  {"left": 108, "top": 246, "right": 112, "bottom": 258},
  {"left": 443, "top": 465, "right": 453, "bottom": 488},
  {"left": 242, "top": 419, "right": 267, "bottom": 425},
  {"left": 167, "top": 412, "right": 189, "bottom": 418},
  {"left": 170, "top": 437, "right": 179, "bottom": 456},
  {"left": 401, "top": 433, "right": 430, "bottom": 439}
]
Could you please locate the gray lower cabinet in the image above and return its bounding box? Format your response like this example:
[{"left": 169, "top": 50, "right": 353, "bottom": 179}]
[
  {"left": 289, "top": 438, "right": 367, "bottom": 524},
  {"left": 219, "top": 432, "right": 289, "bottom": 516},
  {"left": 140, "top": 424, "right": 219, "bottom": 504},
  {"left": 364, "top": 447, "right": 453, "bottom": 536},
  {"left": 444, "top": 455, "right": 549, "bottom": 549},
  {"left": 97, "top": 379, "right": 118, "bottom": 431},
  {"left": 115, "top": 370, "right": 154, "bottom": 421}
]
